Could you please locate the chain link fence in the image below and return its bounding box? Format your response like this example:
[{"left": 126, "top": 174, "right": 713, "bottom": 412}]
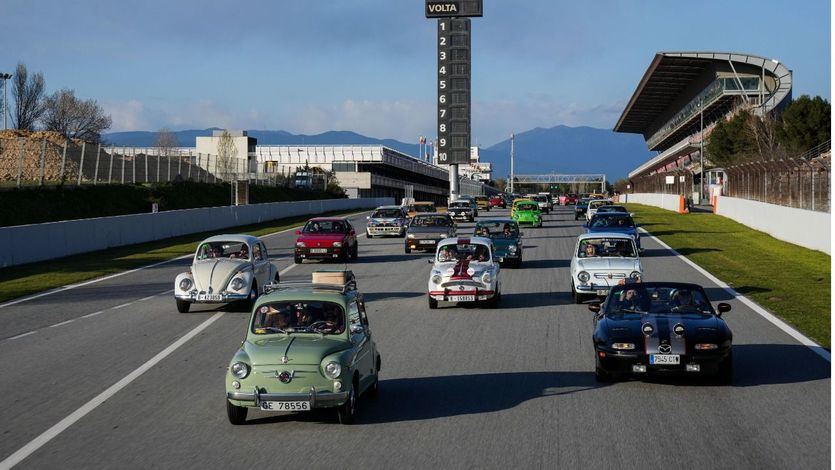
[{"left": 0, "top": 134, "right": 296, "bottom": 188}]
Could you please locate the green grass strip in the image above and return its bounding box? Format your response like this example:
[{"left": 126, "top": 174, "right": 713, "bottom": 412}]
[
  {"left": 625, "top": 203, "right": 831, "bottom": 348},
  {"left": 0, "top": 209, "right": 367, "bottom": 305}
]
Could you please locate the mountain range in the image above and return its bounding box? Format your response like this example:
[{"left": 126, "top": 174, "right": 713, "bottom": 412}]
[{"left": 104, "top": 125, "right": 653, "bottom": 180}]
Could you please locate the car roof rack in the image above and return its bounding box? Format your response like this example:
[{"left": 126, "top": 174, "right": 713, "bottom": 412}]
[{"left": 263, "top": 280, "right": 357, "bottom": 295}]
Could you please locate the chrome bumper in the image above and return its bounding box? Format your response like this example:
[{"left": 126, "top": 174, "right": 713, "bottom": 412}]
[
  {"left": 367, "top": 227, "right": 404, "bottom": 235},
  {"left": 174, "top": 292, "right": 248, "bottom": 303},
  {"left": 227, "top": 386, "right": 349, "bottom": 408}
]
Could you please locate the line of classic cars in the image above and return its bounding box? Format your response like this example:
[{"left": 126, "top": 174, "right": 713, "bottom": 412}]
[{"left": 171, "top": 196, "right": 734, "bottom": 426}]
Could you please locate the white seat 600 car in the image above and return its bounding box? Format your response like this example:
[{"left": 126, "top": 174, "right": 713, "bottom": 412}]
[
  {"left": 174, "top": 234, "right": 279, "bottom": 313},
  {"left": 427, "top": 236, "right": 501, "bottom": 309},
  {"left": 570, "top": 232, "right": 642, "bottom": 304}
]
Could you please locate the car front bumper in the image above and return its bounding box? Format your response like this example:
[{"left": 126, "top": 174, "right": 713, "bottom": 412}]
[
  {"left": 429, "top": 282, "right": 496, "bottom": 301},
  {"left": 175, "top": 291, "right": 249, "bottom": 303},
  {"left": 595, "top": 348, "right": 729, "bottom": 375},
  {"left": 367, "top": 226, "right": 405, "bottom": 236},
  {"left": 227, "top": 387, "right": 350, "bottom": 409},
  {"left": 295, "top": 247, "right": 345, "bottom": 259},
  {"left": 406, "top": 237, "right": 443, "bottom": 251},
  {"left": 449, "top": 212, "right": 473, "bottom": 220}
]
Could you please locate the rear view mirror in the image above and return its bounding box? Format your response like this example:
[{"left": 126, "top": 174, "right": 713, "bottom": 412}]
[
  {"left": 588, "top": 303, "right": 601, "bottom": 313},
  {"left": 717, "top": 303, "right": 732, "bottom": 315}
]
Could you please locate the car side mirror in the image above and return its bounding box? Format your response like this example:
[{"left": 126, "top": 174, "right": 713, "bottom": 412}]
[
  {"left": 295, "top": 230, "right": 301, "bottom": 235},
  {"left": 717, "top": 303, "right": 732, "bottom": 315},
  {"left": 350, "top": 324, "right": 365, "bottom": 335},
  {"left": 588, "top": 302, "right": 601, "bottom": 313}
]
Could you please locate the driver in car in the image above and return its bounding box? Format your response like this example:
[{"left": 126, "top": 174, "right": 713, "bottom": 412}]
[{"left": 671, "top": 289, "right": 701, "bottom": 312}]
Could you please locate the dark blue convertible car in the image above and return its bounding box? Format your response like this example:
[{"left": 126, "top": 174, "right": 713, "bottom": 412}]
[{"left": 585, "top": 213, "right": 641, "bottom": 249}]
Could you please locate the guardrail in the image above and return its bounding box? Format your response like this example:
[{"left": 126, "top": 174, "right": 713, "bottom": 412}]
[{"left": 0, "top": 197, "right": 393, "bottom": 268}]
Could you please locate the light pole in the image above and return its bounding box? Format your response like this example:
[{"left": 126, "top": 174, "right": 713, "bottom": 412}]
[
  {"left": 0, "top": 73, "right": 11, "bottom": 130},
  {"left": 509, "top": 133, "right": 515, "bottom": 193}
]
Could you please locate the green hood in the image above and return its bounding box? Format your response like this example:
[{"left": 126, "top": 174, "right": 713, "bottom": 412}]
[
  {"left": 514, "top": 211, "right": 540, "bottom": 222},
  {"left": 244, "top": 335, "right": 350, "bottom": 366}
]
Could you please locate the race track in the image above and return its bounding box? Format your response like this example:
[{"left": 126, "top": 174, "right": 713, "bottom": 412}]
[{"left": 0, "top": 206, "right": 829, "bottom": 469}]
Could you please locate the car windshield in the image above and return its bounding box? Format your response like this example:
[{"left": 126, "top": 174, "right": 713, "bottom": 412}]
[
  {"left": 516, "top": 203, "right": 538, "bottom": 211},
  {"left": 532, "top": 196, "right": 547, "bottom": 202},
  {"left": 437, "top": 243, "right": 491, "bottom": 262},
  {"left": 412, "top": 215, "right": 451, "bottom": 227},
  {"left": 577, "top": 237, "right": 636, "bottom": 258},
  {"left": 606, "top": 286, "right": 714, "bottom": 315},
  {"left": 196, "top": 241, "right": 250, "bottom": 260},
  {"left": 303, "top": 220, "right": 347, "bottom": 233},
  {"left": 414, "top": 204, "right": 435, "bottom": 212},
  {"left": 597, "top": 206, "right": 627, "bottom": 213},
  {"left": 475, "top": 222, "right": 519, "bottom": 239},
  {"left": 589, "top": 215, "right": 635, "bottom": 229},
  {"left": 372, "top": 209, "right": 403, "bottom": 218},
  {"left": 252, "top": 300, "right": 346, "bottom": 335},
  {"left": 589, "top": 201, "right": 611, "bottom": 209},
  {"left": 450, "top": 202, "right": 470, "bottom": 209},
  {"left": 578, "top": 198, "right": 590, "bottom": 206}
]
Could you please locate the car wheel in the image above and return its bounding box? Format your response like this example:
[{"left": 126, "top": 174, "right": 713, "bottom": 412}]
[
  {"left": 405, "top": 246, "right": 411, "bottom": 254},
  {"left": 367, "top": 233, "right": 373, "bottom": 239},
  {"left": 243, "top": 282, "right": 258, "bottom": 311},
  {"left": 489, "top": 290, "right": 501, "bottom": 308},
  {"left": 572, "top": 284, "right": 584, "bottom": 304},
  {"left": 294, "top": 256, "right": 302, "bottom": 264},
  {"left": 351, "top": 243, "right": 358, "bottom": 260},
  {"left": 176, "top": 299, "right": 190, "bottom": 313},
  {"left": 716, "top": 351, "right": 734, "bottom": 385},
  {"left": 574, "top": 214, "right": 579, "bottom": 220},
  {"left": 337, "top": 379, "right": 358, "bottom": 425},
  {"left": 594, "top": 356, "right": 614, "bottom": 382},
  {"left": 226, "top": 400, "right": 248, "bottom": 425},
  {"left": 428, "top": 296, "right": 438, "bottom": 309}
]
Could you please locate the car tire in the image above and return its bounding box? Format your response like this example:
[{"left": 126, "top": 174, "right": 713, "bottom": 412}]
[
  {"left": 294, "top": 256, "right": 302, "bottom": 264},
  {"left": 337, "top": 379, "right": 358, "bottom": 425},
  {"left": 572, "top": 284, "right": 584, "bottom": 304},
  {"left": 716, "top": 351, "right": 734, "bottom": 385},
  {"left": 595, "top": 367, "right": 613, "bottom": 383},
  {"left": 428, "top": 296, "right": 438, "bottom": 309},
  {"left": 574, "top": 214, "right": 579, "bottom": 220},
  {"left": 489, "top": 290, "right": 501, "bottom": 308},
  {"left": 405, "top": 246, "right": 411, "bottom": 254},
  {"left": 226, "top": 400, "right": 248, "bottom": 425},
  {"left": 367, "top": 233, "right": 373, "bottom": 239},
  {"left": 351, "top": 243, "right": 358, "bottom": 260},
  {"left": 243, "top": 282, "right": 258, "bottom": 311},
  {"left": 176, "top": 299, "right": 190, "bottom": 313}
]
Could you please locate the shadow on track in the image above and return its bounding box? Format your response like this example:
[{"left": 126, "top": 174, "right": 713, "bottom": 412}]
[
  {"left": 493, "top": 291, "right": 573, "bottom": 309},
  {"left": 363, "top": 291, "right": 425, "bottom": 302},
  {"left": 521, "top": 258, "right": 569, "bottom": 269}
]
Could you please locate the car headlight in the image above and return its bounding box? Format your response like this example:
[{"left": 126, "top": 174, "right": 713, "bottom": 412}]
[
  {"left": 695, "top": 343, "right": 718, "bottom": 350},
  {"left": 324, "top": 361, "right": 342, "bottom": 379},
  {"left": 230, "top": 362, "right": 249, "bottom": 379},
  {"left": 612, "top": 342, "right": 635, "bottom": 350},
  {"left": 333, "top": 241, "right": 342, "bottom": 248},
  {"left": 578, "top": 271, "right": 590, "bottom": 282},
  {"left": 230, "top": 277, "right": 246, "bottom": 291},
  {"left": 431, "top": 274, "right": 442, "bottom": 284},
  {"left": 630, "top": 271, "right": 641, "bottom": 279},
  {"left": 296, "top": 241, "right": 306, "bottom": 248},
  {"left": 481, "top": 271, "right": 492, "bottom": 284},
  {"left": 508, "top": 245, "right": 517, "bottom": 254},
  {"left": 179, "top": 278, "right": 193, "bottom": 291},
  {"left": 439, "top": 234, "right": 447, "bottom": 238},
  {"left": 407, "top": 234, "right": 415, "bottom": 239}
]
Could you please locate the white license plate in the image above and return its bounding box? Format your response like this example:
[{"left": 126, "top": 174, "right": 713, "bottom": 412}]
[
  {"left": 449, "top": 295, "right": 476, "bottom": 302},
  {"left": 196, "top": 294, "right": 222, "bottom": 301},
  {"left": 259, "top": 401, "right": 311, "bottom": 411},
  {"left": 596, "top": 289, "right": 609, "bottom": 296},
  {"left": 650, "top": 354, "right": 681, "bottom": 365},
  {"left": 419, "top": 240, "right": 435, "bottom": 244},
  {"left": 309, "top": 248, "right": 328, "bottom": 254}
]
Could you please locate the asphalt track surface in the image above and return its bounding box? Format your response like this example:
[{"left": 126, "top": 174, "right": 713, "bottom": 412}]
[{"left": 0, "top": 206, "right": 829, "bottom": 469}]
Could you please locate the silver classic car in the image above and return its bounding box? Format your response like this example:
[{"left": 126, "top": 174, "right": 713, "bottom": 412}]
[
  {"left": 365, "top": 206, "right": 409, "bottom": 238},
  {"left": 174, "top": 234, "right": 279, "bottom": 313},
  {"left": 570, "top": 232, "right": 642, "bottom": 304},
  {"left": 405, "top": 213, "right": 456, "bottom": 253},
  {"left": 427, "top": 236, "right": 501, "bottom": 308}
]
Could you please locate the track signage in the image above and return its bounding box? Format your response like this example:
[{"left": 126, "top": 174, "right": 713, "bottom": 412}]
[{"left": 425, "top": 0, "right": 483, "bottom": 18}]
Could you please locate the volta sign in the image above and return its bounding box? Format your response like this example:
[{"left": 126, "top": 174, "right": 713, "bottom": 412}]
[{"left": 425, "top": 0, "right": 483, "bottom": 18}]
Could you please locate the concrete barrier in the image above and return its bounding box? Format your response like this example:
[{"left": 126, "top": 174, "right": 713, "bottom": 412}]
[
  {"left": 0, "top": 197, "right": 393, "bottom": 267},
  {"left": 714, "top": 196, "right": 831, "bottom": 254},
  {"left": 617, "top": 193, "right": 686, "bottom": 213}
]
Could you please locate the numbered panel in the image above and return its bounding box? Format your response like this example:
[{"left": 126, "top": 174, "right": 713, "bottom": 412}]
[{"left": 437, "top": 18, "right": 471, "bottom": 165}]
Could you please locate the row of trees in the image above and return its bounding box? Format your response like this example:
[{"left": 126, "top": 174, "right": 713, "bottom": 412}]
[
  {"left": 7, "top": 62, "right": 112, "bottom": 141},
  {"left": 707, "top": 95, "right": 830, "bottom": 168}
]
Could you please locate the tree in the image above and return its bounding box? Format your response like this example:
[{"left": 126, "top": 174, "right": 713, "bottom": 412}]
[
  {"left": 493, "top": 178, "right": 507, "bottom": 191},
  {"left": 216, "top": 130, "right": 238, "bottom": 181},
  {"left": 775, "top": 95, "right": 831, "bottom": 153},
  {"left": 613, "top": 178, "right": 629, "bottom": 193},
  {"left": 706, "top": 110, "right": 756, "bottom": 167},
  {"left": 41, "top": 89, "right": 112, "bottom": 141},
  {"left": 11, "top": 62, "right": 45, "bottom": 130}
]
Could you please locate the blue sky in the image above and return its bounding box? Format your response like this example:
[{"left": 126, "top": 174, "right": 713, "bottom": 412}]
[{"left": 1, "top": 0, "right": 830, "bottom": 145}]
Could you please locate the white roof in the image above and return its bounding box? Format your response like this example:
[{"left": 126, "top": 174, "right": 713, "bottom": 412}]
[
  {"left": 577, "top": 232, "right": 634, "bottom": 241},
  {"left": 438, "top": 236, "right": 492, "bottom": 248},
  {"left": 201, "top": 234, "right": 260, "bottom": 245}
]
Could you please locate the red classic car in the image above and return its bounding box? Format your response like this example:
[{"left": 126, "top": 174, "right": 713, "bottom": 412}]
[
  {"left": 294, "top": 217, "right": 358, "bottom": 263},
  {"left": 560, "top": 194, "right": 579, "bottom": 205},
  {"left": 489, "top": 195, "right": 506, "bottom": 208}
]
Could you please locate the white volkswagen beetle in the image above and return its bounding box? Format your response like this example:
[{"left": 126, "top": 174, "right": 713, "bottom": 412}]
[
  {"left": 174, "top": 234, "right": 279, "bottom": 313},
  {"left": 427, "top": 236, "right": 501, "bottom": 309},
  {"left": 570, "top": 232, "right": 642, "bottom": 304}
]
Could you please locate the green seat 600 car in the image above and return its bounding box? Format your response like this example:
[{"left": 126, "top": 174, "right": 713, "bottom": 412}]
[
  {"left": 225, "top": 270, "right": 381, "bottom": 425},
  {"left": 512, "top": 200, "right": 542, "bottom": 227},
  {"left": 474, "top": 219, "right": 523, "bottom": 268}
]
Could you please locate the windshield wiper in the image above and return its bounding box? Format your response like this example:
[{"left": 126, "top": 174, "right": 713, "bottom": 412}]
[{"left": 260, "top": 327, "right": 289, "bottom": 334}]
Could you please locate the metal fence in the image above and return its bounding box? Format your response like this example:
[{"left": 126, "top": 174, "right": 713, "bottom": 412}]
[
  {"left": 0, "top": 136, "right": 292, "bottom": 188},
  {"left": 724, "top": 140, "right": 831, "bottom": 213}
]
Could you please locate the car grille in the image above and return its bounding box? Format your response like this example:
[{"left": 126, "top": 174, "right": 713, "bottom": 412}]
[{"left": 593, "top": 272, "right": 626, "bottom": 279}]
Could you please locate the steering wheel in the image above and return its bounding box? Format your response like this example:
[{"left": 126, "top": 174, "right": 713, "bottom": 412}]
[{"left": 308, "top": 320, "right": 336, "bottom": 331}]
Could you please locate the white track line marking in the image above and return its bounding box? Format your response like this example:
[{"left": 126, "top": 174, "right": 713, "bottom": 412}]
[
  {"left": 5, "top": 331, "right": 36, "bottom": 341},
  {"left": 0, "top": 210, "right": 372, "bottom": 311},
  {"left": 111, "top": 301, "right": 134, "bottom": 310},
  {"left": 0, "top": 312, "right": 225, "bottom": 469},
  {"left": 48, "top": 320, "right": 75, "bottom": 328},
  {"left": 81, "top": 310, "right": 104, "bottom": 319},
  {"left": 640, "top": 228, "right": 830, "bottom": 362}
]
